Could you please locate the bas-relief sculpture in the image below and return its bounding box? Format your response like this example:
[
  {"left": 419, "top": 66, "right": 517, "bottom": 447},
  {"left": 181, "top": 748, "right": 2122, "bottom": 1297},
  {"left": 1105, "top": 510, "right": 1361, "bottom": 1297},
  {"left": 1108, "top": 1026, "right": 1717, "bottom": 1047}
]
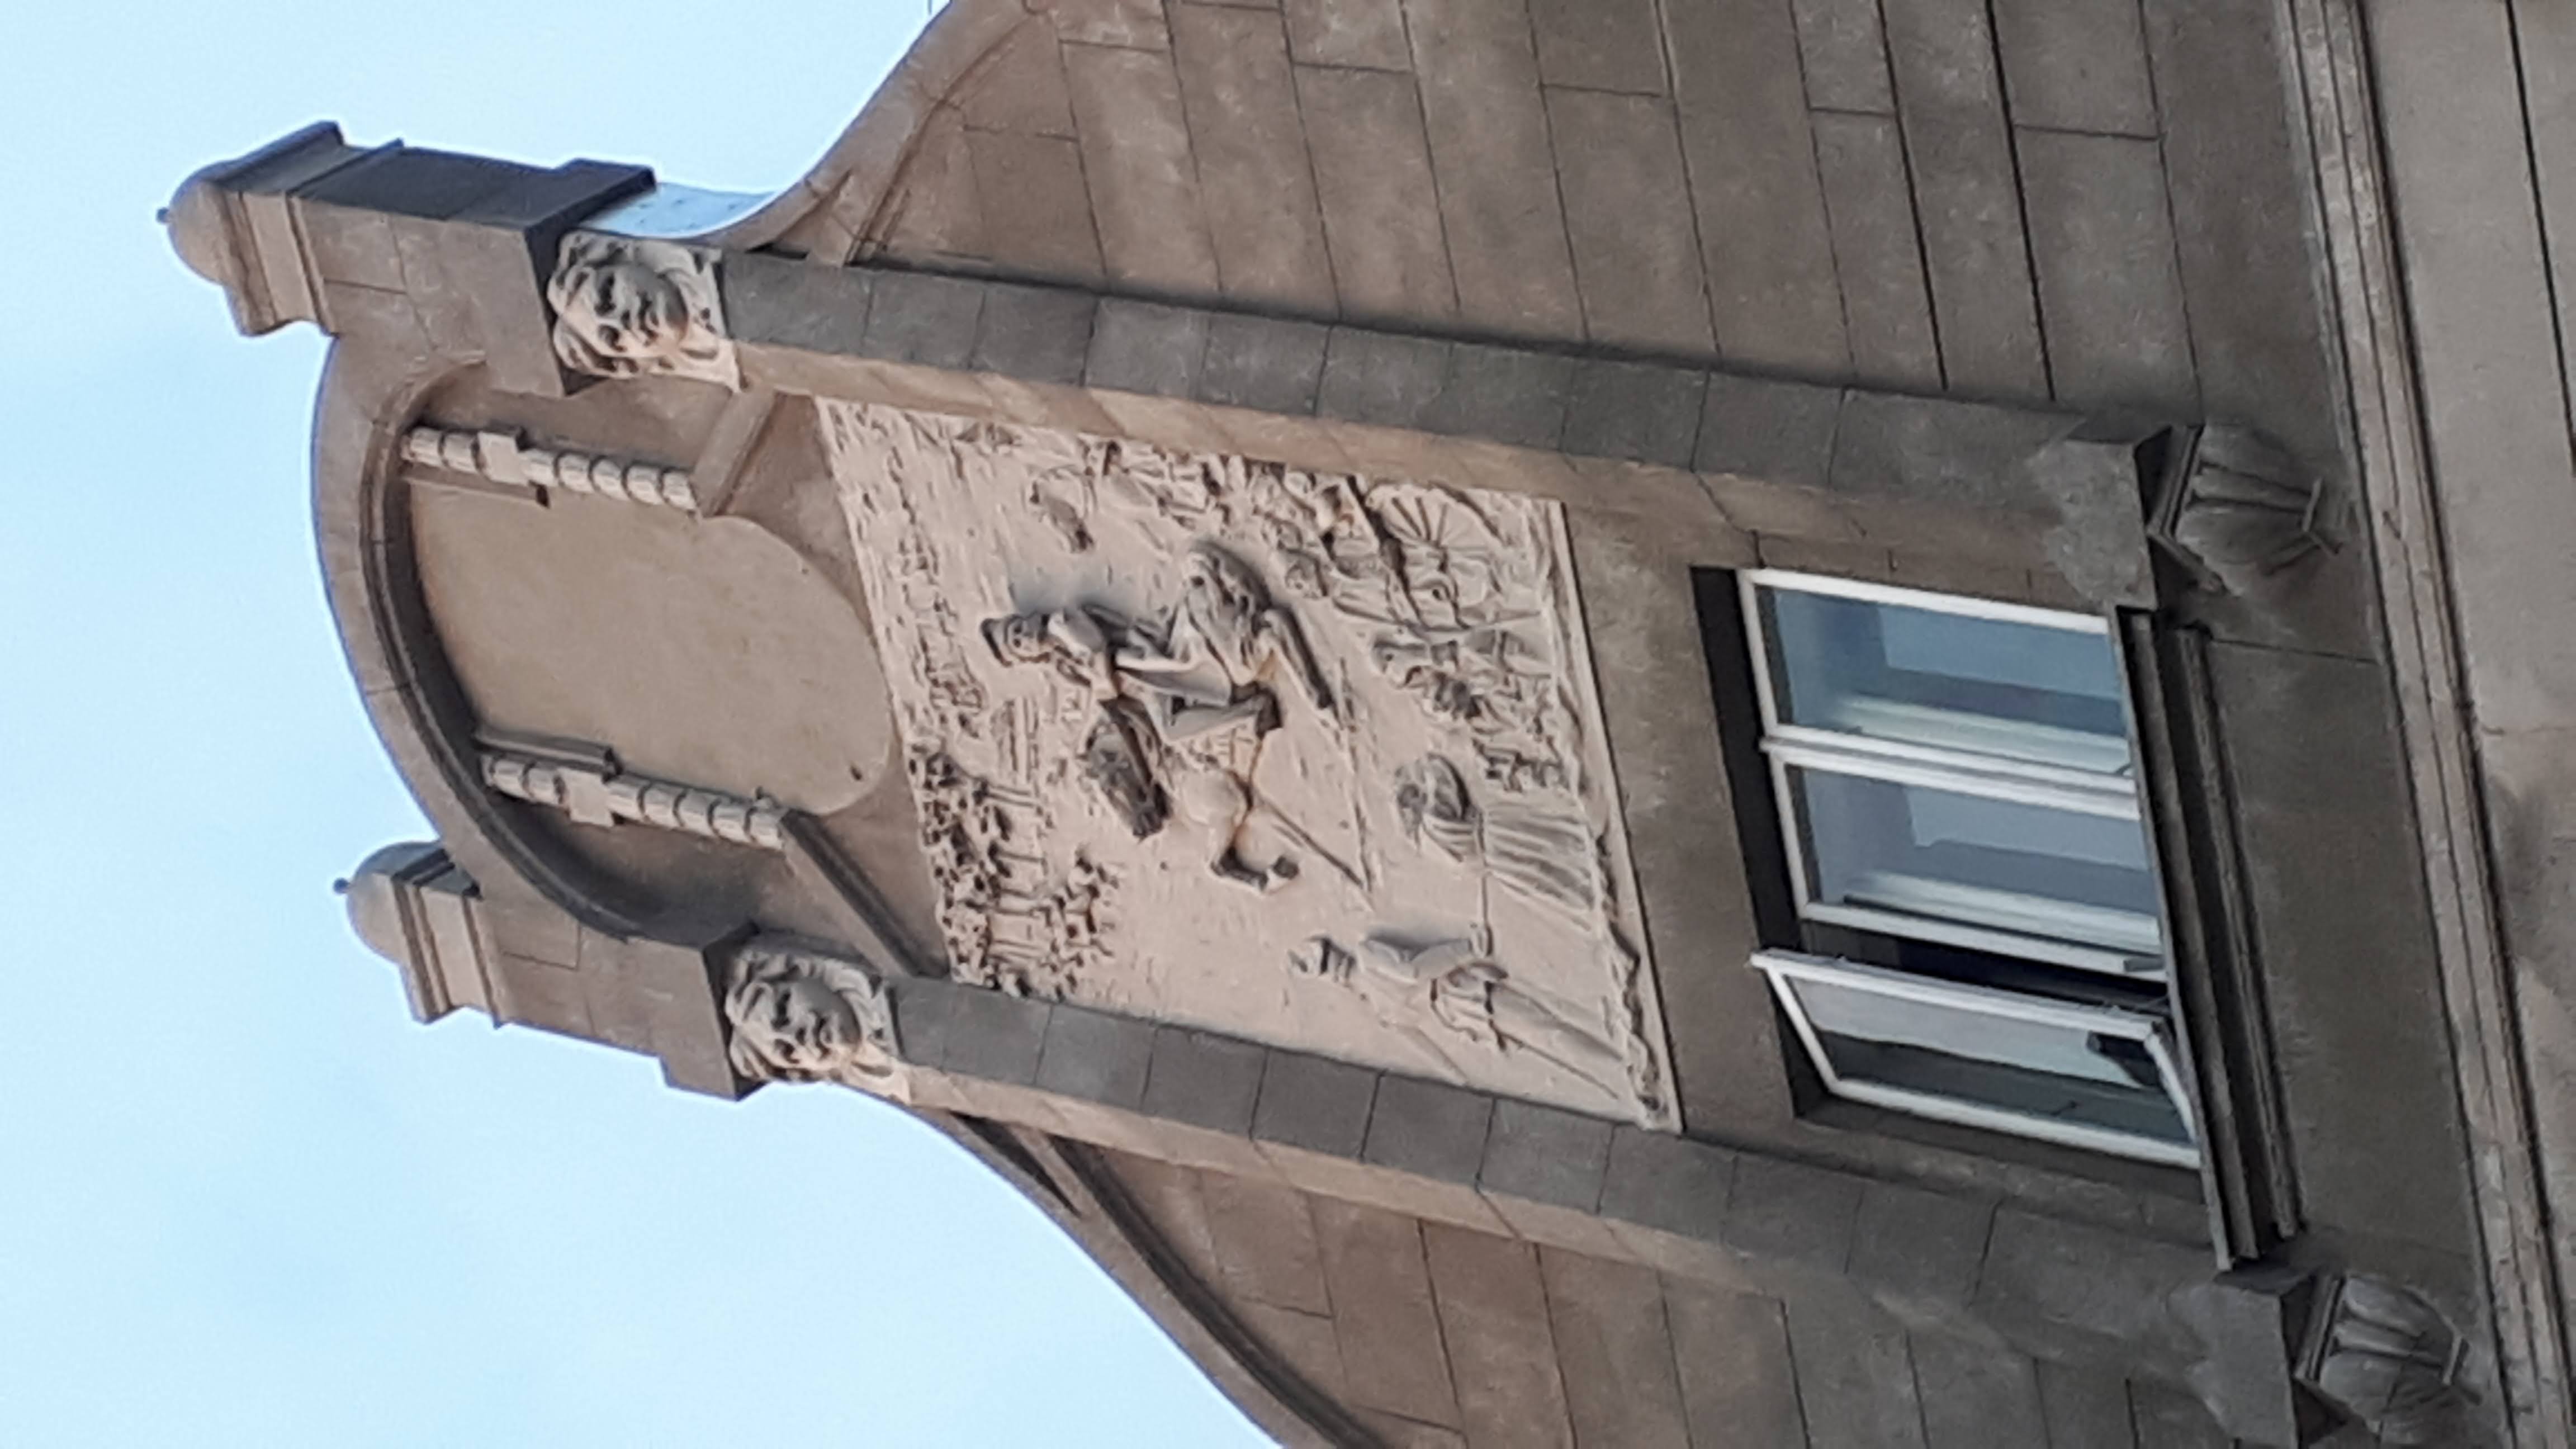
[
  {"left": 825, "top": 402, "right": 1674, "bottom": 1125},
  {"left": 722, "top": 940, "right": 905, "bottom": 1094},
  {"left": 546, "top": 233, "right": 738, "bottom": 388}
]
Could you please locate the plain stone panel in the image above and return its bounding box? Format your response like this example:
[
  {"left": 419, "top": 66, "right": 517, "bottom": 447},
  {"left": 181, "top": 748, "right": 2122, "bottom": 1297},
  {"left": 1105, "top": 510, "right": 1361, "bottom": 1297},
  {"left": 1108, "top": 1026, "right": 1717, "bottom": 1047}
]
[
  {"left": 1811, "top": 112, "right": 1942, "bottom": 391},
  {"left": 1362, "top": 1075, "right": 1493, "bottom": 1185},
  {"left": 1991, "top": 0, "right": 2158, "bottom": 137},
  {"left": 1663, "top": 0, "right": 1850, "bottom": 374},
  {"left": 719, "top": 253, "right": 874, "bottom": 354},
  {"left": 1052, "top": 0, "right": 1171, "bottom": 49},
  {"left": 2018, "top": 130, "right": 2196, "bottom": 414},
  {"left": 1847, "top": 1180, "right": 1992, "bottom": 1305},
  {"left": 1238, "top": 1300, "right": 1353, "bottom": 1401},
  {"left": 964, "top": 129, "right": 1108, "bottom": 285},
  {"left": 1108, "top": 1152, "right": 1225, "bottom": 1284},
  {"left": 1171, "top": 4, "right": 1339, "bottom": 311},
  {"left": 954, "top": 16, "right": 1077, "bottom": 136},
  {"left": 2520, "top": 0, "right": 2576, "bottom": 430},
  {"left": 1313, "top": 1200, "right": 1462, "bottom": 1427},
  {"left": 1033, "top": 1002, "right": 1153, "bottom": 1107},
  {"left": 1545, "top": 88, "right": 1715, "bottom": 355},
  {"left": 875, "top": 107, "right": 987, "bottom": 263},
  {"left": 1064, "top": 42, "right": 1224, "bottom": 295},
  {"left": 1423, "top": 344, "right": 1574, "bottom": 449},
  {"left": 1200, "top": 1169, "right": 1336, "bottom": 1314},
  {"left": 1086, "top": 297, "right": 1211, "bottom": 397},
  {"left": 1661, "top": 1280, "right": 1807, "bottom": 1448},
  {"left": 1399, "top": 0, "right": 1585, "bottom": 339},
  {"left": 1142, "top": 1024, "right": 1267, "bottom": 1133},
  {"left": 1198, "top": 312, "right": 1330, "bottom": 413},
  {"left": 1528, "top": 0, "right": 1665, "bottom": 93},
  {"left": 2369, "top": 0, "right": 2576, "bottom": 721},
  {"left": 1882, "top": 0, "right": 2048, "bottom": 400},
  {"left": 1697, "top": 373, "right": 1843, "bottom": 490},
  {"left": 858, "top": 269, "right": 984, "bottom": 368},
  {"left": 1358, "top": 1411, "right": 1467, "bottom": 1449},
  {"left": 1253, "top": 1048, "right": 1380, "bottom": 1157},
  {"left": 1724, "top": 1154, "right": 1861, "bottom": 1272},
  {"left": 1421, "top": 1226, "right": 1578, "bottom": 1449},
  {"left": 1793, "top": 0, "right": 1894, "bottom": 112},
  {"left": 941, "top": 985, "right": 1052, "bottom": 1083},
  {"left": 1974, "top": 1209, "right": 2208, "bottom": 1348},
  {"left": 2208, "top": 642, "right": 2481, "bottom": 1254},
  {"left": 1597, "top": 1126, "right": 1733, "bottom": 1243},
  {"left": 1478, "top": 1098, "right": 1611, "bottom": 1211},
  {"left": 1538, "top": 1250, "right": 1690, "bottom": 1449},
  {"left": 1562, "top": 361, "right": 1706, "bottom": 468},
  {"left": 1827, "top": 391, "right": 2070, "bottom": 508},
  {"left": 1317, "top": 329, "right": 1451, "bottom": 429},
  {"left": 970, "top": 281, "right": 1099, "bottom": 385},
  {"left": 2139, "top": 0, "right": 2340, "bottom": 470},
  {"left": 1295, "top": 64, "right": 1459, "bottom": 324},
  {"left": 1785, "top": 1287, "right": 1930, "bottom": 1449},
  {"left": 1284, "top": 0, "right": 1409, "bottom": 69},
  {"left": 1911, "top": 1333, "right": 2048, "bottom": 1449},
  {"left": 2035, "top": 1359, "right": 2138, "bottom": 1448}
]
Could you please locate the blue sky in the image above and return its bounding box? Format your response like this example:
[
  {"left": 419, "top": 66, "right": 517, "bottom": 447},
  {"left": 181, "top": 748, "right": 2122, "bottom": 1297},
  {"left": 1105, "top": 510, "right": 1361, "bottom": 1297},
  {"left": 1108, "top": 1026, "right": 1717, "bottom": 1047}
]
[{"left": 0, "top": 3, "right": 1265, "bottom": 1443}]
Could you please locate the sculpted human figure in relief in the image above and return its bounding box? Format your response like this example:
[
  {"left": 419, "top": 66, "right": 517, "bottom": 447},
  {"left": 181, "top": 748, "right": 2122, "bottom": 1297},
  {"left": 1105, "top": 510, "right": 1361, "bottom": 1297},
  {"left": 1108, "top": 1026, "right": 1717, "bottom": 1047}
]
[
  {"left": 723, "top": 945, "right": 902, "bottom": 1090},
  {"left": 1292, "top": 930, "right": 1637, "bottom": 1110}
]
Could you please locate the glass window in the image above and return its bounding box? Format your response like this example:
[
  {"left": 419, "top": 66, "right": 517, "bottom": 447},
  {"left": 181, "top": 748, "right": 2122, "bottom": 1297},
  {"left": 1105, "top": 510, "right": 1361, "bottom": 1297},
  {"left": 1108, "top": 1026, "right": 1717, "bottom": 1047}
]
[
  {"left": 1756, "top": 951, "right": 2198, "bottom": 1166},
  {"left": 1736, "top": 571, "right": 2194, "bottom": 1164}
]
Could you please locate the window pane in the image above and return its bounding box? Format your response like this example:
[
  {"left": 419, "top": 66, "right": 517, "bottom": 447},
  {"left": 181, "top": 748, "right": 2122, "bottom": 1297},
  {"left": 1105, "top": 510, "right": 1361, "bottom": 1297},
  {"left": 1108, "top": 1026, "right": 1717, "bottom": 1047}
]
[
  {"left": 1781, "top": 967, "right": 2193, "bottom": 1152},
  {"left": 1761, "top": 586, "right": 2131, "bottom": 774},
  {"left": 1791, "top": 766, "right": 2163, "bottom": 958}
]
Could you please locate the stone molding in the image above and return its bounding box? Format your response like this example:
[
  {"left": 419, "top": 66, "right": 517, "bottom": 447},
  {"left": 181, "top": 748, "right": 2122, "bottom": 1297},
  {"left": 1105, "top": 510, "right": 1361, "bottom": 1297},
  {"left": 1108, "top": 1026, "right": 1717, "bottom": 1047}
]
[
  {"left": 401, "top": 424, "right": 700, "bottom": 510},
  {"left": 480, "top": 748, "right": 789, "bottom": 850},
  {"left": 2288, "top": 0, "right": 2572, "bottom": 1439}
]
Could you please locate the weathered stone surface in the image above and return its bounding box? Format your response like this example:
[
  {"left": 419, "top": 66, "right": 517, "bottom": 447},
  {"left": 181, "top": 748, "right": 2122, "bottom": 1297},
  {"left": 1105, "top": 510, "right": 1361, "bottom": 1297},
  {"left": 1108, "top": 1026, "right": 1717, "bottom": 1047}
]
[
  {"left": 2035, "top": 1359, "right": 2138, "bottom": 1449},
  {"left": 956, "top": 16, "right": 1077, "bottom": 137},
  {"left": 1315, "top": 329, "right": 1451, "bottom": 430},
  {"left": 1199, "top": 1168, "right": 1336, "bottom": 1314},
  {"left": 1421, "top": 1225, "right": 1578, "bottom": 1449},
  {"left": 970, "top": 281, "right": 1098, "bottom": 385},
  {"left": 1725, "top": 1154, "right": 1862, "bottom": 1273},
  {"left": 1664, "top": 1279, "right": 1807, "bottom": 1448},
  {"left": 1547, "top": 87, "right": 1716, "bottom": 356},
  {"left": 1313, "top": 1200, "right": 1461, "bottom": 1427},
  {"left": 1423, "top": 344, "right": 1574, "bottom": 449},
  {"left": 1478, "top": 1098, "right": 1611, "bottom": 1212},
  {"left": 1848, "top": 1180, "right": 1993, "bottom": 1305},
  {"left": 1171, "top": 4, "right": 1338, "bottom": 311},
  {"left": 1052, "top": 0, "right": 1171, "bottom": 51},
  {"left": 1913, "top": 1332, "right": 2049, "bottom": 1449},
  {"left": 1034, "top": 1002, "right": 1154, "bottom": 1108},
  {"left": 1811, "top": 111, "right": 1941, "bottom": 391},
  {"left": 1792, "top": 0, "right": 1893, "bottom": 112},
  {"left": 1086, "top": 297, "right": 1210, "bottom": 398},
  {"left": 1786, "top": 1287, "right": 1930, "bottom": 1449},
  {"left": 2018, "top": 129, "right": 2196, "bottom": 414},
  {"left": 1540, "top": 1249, "right": 1691, "bottom": 1449},
  {"left": 1143, "top": 1025, "right": 1268, "bottom": 1134},
  {"left": 1401, "top": 0, "right": 1584, "bottom": 338},
  {"left": 1197, "top": 312, "right": 1330, "bottom": 413},
  {"left": 721, "top": 253, "right": 874, "bottom": 354},
  {"left": 858, "top": 269, "right": 984, "bottom": 368},
  {"left": 2127, "top": 1380, "right": 2228, "bottom": 1448},
  {"left": 1993, "top": 0, "right": 2159, "bottom": 138},
  {"left": 1361, "top": 1074, "right": 1493, "bottom": 1186},
  {"left": 1664, "top": 0, "right": 1849, "bottom": 375},
  {"left": 1295, "top": 64, "right": 1459, "bottom": 324},
  {"left": 1284, "top": 0, "right": 1410, "bottom": 70},
  {"left": 964, "top": 129, "right": 1107, "bottom": 284},
  {"left": 940, "top": 985, "right": 1053, "bottom": 1083},
  {"left": 1883, "top": 0, "right": 2047, "bottom": 400},
  {"left": 1253, "top": 1050, "right": 1380, "bottom": 1158},
  {"left": 1529, "top": 0, "right": 1665, "bottom": 94},
  {"left": 1562, "top": 361, "right": 1706, "bottom": 468},
  {"left": 1697, "top": 374, "right": 1843, "bottom": 491},
  {"left": 1598, "top": 1126, "right": 1732, "bottom": 1243},
  {"left": 1064, "top": 42, "right": 1222, "bottom": 294}
]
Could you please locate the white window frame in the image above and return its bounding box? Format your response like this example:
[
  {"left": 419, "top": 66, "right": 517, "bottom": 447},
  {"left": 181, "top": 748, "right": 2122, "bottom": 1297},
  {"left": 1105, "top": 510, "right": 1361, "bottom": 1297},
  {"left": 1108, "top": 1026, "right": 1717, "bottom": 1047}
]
[
  {"left": 1754, "top": 950, "right": 2200, "bottom": 1168},
  {"left": 1740, "top": 569, "right": 2165, "bottom": 979}
]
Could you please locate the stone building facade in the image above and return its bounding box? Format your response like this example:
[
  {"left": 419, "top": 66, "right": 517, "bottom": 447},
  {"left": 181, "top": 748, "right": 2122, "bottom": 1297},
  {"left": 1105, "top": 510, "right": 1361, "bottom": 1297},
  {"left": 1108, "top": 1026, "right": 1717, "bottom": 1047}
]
[{"left": 168, "top": 0, "right": 2576, "bottom": 1443}]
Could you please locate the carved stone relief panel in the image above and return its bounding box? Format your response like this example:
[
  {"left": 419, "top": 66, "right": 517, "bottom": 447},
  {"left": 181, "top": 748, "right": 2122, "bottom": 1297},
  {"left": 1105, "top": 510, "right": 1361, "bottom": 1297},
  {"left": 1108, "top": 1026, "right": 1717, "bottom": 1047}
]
[
  {"left": 823, "top": 402, "right": 1674, "bottom": 1126},
  {"left": 721, "top": 938, "right": 907, "bottom": 1096},
  {"left": 547, "top": 233, "right": 738, "bottom": 388}
]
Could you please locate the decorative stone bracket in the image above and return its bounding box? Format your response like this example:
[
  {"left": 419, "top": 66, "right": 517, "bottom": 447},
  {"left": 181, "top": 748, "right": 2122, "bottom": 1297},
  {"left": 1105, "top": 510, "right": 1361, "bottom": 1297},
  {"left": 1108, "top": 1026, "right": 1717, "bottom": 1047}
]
[
  {"left": 2147, "top": 424, "right": 2340, "bottom": 598},
  {"left": 402, "top": 425, "right": 701, "bottom": 510},
  {"left": 480, "top": 747, "right": 787, "bottom": 849}
]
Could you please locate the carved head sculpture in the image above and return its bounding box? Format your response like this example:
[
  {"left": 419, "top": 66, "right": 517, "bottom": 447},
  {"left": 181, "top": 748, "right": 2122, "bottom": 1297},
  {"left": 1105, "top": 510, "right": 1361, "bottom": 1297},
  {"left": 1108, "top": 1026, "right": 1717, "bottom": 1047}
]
[
  {"left": 722, "top": 944, "right": 901, "bottom": 1088},
  {"left": 980, "top": 611, "right": 1052, "bottom": 667},
  {"left": 1289, "top": 936, "right": 1358, "bottom": 987},
  {"left": 1394, "top": 756, "right": 1479, "bottom": 859},
  {"left": 547, "top": 234, "right": 730, "bottom": 380}
]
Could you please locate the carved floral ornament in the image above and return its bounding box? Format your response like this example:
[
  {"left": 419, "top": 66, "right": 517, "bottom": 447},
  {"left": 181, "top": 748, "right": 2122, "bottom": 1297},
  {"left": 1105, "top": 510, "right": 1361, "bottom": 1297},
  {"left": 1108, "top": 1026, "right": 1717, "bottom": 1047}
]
[
  {"left": 826, "top": 404, "right": 1675, "bottom": 1127},
  {"left": 721, "top": 941, "right": 904, "bottom": 1092},
  {"left": 546, "top": 232, "right": 738, "bottom": 388}
]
